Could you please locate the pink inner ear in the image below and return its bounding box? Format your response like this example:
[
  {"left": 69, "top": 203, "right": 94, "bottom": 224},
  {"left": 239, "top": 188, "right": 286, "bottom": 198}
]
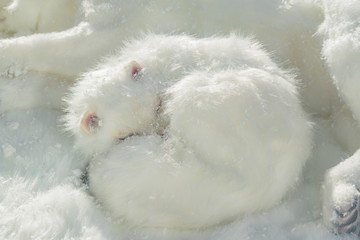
[
  {"left": 81, "top": 113, "right": 100, "bottom": 134},
  {"left": 131, "top": 61, "right": 142, "bottom": 77}
]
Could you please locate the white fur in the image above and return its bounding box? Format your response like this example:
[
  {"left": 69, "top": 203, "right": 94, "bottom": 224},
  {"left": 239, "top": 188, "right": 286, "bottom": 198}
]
[
  {"left": 64, "top": 34, "right": 311, "bottom": 154},
  {"left": 0, "top": 71, "right": 71, "bottom": 111},
  {"left": 0, "top": 0, "right": 336, "bottom": 115},
  {"left": 330, "top": 105, "right": 360, "bottom": 155},
  {"left": 319, "top": 0, "right": 360, "bottom": 232},
  {"left": 318, "top": 0, "right": 360, "bottom": 122},
  {"left": 0, "top": 0, "right": 78, "bottom": 35},
  {"left": 323, "top": 150, "right": 360, "bottom": 231},
  {"left": 65, "top": 34, "right": 313, "bottom": 228}
]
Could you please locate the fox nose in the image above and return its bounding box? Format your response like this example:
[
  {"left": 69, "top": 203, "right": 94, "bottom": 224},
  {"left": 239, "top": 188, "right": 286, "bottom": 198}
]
[{"left": 81, "top": 112, "right": 101, "bottom": 134}]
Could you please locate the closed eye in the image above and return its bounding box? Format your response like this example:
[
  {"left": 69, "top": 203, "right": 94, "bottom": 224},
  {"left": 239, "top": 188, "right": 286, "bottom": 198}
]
[{"left": 117, "top": 133, "right": 135, "bottom": 142}]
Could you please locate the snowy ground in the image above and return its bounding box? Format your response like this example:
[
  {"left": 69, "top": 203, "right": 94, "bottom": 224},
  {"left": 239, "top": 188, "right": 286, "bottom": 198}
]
[{"left": 0, "top": 108, "right": 357, "bottom": 240}]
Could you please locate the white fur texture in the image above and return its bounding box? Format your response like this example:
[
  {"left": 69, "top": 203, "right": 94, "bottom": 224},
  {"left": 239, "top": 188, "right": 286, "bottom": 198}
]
[
  {"left": 319, "top": 0, "right": 360, "bottom": 122},
  {"left": 0, "top": 71, "right": 71, "bottom": 112},
  {"left": 319, "top": 0, "right": 360, "bottom": 233},
  {"left": 0, "top": 0, "right": 77, "bottom": 35},
  {"left": 322, "top": 150, "right": 360, "bottom": 231},
  {"left": 330, "top": 105, "right": 360, "bottom": 155},
  {"left": 0, "top": 0, "right": 336, "bottom": 115},
  {"left": 64, "top": 34, "right": 311, "bottom": 153},
  {"left": 64, "top": 34, "right": 313, "bottom": 228}
]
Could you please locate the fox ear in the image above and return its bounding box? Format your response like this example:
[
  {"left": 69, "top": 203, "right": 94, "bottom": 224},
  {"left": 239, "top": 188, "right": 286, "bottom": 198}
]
[
  {"left": 130, "top": 61, "right": 142, "bottom": 78},
  {"left": 81, "top": 112, "right": 101, "bottom": 134}
]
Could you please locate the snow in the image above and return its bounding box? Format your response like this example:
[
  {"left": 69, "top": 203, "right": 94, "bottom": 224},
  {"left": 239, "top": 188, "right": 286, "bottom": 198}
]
[{"left": 2, "top": 143, "right": 16, "bottom": 158}]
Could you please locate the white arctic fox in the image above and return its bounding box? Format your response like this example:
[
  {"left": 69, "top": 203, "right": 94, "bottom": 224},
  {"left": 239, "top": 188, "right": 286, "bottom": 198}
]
[
  {"left": 319, "top": 0, "right": 360, "bottom": 235},
  {"left": 0, "top": 0, "right": 337, "bottom": 115},
  {"left": 64, "top": 34, "right": 312, "bottom": 229}
]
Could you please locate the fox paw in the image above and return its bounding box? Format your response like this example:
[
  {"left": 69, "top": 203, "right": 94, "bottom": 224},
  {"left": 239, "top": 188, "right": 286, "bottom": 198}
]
[{"left": 324, "top": 183, "right": 360, "bottom": 235}]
